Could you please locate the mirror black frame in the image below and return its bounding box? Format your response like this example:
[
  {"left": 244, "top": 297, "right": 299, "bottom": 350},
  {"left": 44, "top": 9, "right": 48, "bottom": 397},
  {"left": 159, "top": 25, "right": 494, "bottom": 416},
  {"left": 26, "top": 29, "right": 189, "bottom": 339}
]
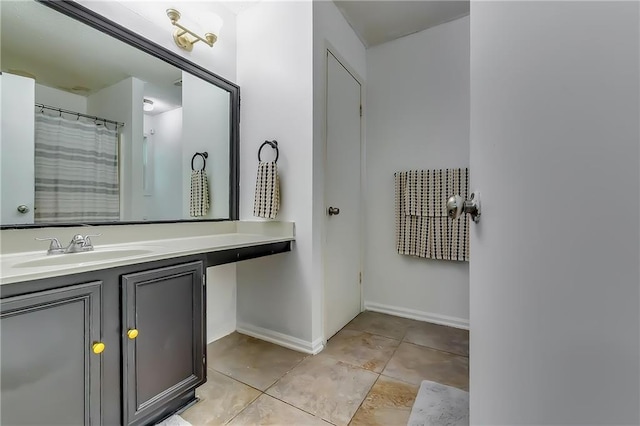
[{"left": 2, "top": 0, "right": 240, "bottom": 229}]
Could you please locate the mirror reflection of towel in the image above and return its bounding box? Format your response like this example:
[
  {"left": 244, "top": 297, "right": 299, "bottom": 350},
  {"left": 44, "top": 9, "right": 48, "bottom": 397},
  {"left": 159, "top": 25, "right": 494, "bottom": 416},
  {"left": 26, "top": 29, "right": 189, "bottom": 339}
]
[
  {"left": 190, "top": 170, "right": 210, "bottom": 217},
  {"left": 253, "top": 161, "right": 280, "bottom": 219}
]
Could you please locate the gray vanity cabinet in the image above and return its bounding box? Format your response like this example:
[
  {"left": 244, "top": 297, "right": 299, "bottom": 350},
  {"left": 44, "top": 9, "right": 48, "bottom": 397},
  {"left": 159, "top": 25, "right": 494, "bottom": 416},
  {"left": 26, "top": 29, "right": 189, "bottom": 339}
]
[
  {"left": 0, "top": 281, "right": 103, "bottom": 426},
  {"left": 0, "top": 242, "right": 289, "bottom": 425},
  {"left": 121, "top": 261, "right": 206, "bottom": 426}
]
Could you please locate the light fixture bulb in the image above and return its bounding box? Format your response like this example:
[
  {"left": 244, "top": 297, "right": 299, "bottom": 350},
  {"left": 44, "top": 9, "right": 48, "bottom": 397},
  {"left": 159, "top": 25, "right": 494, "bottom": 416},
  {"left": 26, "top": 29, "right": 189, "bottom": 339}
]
[
  {"left": 143, "top": 99, "right": 154, "bottom": 112},
  {"left": 207, "top": 13, "right": 223, "bottom": 36}
]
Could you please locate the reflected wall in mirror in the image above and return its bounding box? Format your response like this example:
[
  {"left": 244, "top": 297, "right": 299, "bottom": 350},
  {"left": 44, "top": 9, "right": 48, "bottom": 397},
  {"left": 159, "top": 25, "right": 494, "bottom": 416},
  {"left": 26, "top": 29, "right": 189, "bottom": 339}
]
[{"left": 0, "top": 0, "right": 239, "bottom": 227}]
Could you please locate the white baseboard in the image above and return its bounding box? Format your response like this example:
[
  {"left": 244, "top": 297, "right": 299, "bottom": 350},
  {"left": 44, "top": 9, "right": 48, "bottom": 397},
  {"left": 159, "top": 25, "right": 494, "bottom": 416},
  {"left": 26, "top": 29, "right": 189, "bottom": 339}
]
[
  {"left": 364, "top": 302, "right": 469, "bottom": 330},
  {"left": 236, "top": 322, "right": 324, "bottom": 354},
  {"left": 207, "top": 326, "right": 236, "bottom": 345}
]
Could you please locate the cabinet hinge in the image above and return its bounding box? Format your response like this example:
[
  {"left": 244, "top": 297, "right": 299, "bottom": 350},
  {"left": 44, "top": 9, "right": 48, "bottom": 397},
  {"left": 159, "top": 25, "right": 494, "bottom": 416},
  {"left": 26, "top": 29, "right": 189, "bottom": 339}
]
[
  {"left": 203, "top": 356, "right": 206, "bottom": 365},
  {"left": 359, "top": 272, "right": 362, "bottom": 284},
  {"left": 202, "top": 275, "right": 206, "bottom": 287},
  {"left": 359, "top": 105, "right": 362, "bottom": 117}
]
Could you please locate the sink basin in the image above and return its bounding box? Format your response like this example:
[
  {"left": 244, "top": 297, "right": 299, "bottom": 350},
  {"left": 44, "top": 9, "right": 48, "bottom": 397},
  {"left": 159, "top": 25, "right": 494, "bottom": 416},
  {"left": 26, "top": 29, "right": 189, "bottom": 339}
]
[{"left": 14, "top": 249, "right": 154, "bottom": 268}]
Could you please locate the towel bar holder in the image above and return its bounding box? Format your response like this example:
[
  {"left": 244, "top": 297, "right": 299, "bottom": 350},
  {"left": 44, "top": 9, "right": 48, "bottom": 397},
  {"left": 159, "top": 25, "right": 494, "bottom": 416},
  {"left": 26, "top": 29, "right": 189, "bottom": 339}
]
[
  {"left": 258, "top": 140, "right": 279, "bottom": 163},
  {"left": 191, "top": 152, "right": 208, "bottom": 171}
]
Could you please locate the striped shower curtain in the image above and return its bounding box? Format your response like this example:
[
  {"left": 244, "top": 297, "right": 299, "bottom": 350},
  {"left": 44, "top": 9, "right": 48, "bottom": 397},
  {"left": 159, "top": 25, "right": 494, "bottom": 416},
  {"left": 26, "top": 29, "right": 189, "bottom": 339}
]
[{"left": 34, "top": 114, "right": 119, "bottom": 223}]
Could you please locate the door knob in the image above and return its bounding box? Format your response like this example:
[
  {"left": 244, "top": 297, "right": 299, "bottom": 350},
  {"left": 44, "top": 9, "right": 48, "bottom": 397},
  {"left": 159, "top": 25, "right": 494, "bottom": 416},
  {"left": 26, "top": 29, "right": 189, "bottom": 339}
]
[
  {"left": 17, "top": 205, "right": 30, "bottom": 214},
  {"left": 127, "top": 329, "right": 139, "bottom": 340},
  {"left": 446, "top": 192, "right": 481, "bottom": 223},
  {"left": 328, "top": 206, "right": 340, "bottom": 216},
  {"left": 92, "top": 342, "right": 106, "bottom": 354}
]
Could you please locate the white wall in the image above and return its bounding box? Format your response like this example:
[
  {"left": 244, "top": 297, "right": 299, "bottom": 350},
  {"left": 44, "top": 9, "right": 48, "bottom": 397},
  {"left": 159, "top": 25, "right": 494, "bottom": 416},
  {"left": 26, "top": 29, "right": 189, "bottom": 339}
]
[
  {"left": 365, "top": 17, "right": 470, "bottom": 327},
  {"left": 35, "top": 84, "right": 87, "bottom": 113},
  {"left": 206, "top": 264, "right": 237, "bottom": 343},
  {"left": 143, "top": 108, "right": 183, "bottom": 221},
  {"left": 87, "top": 77, "right": 145, "bottom": 221},
  {"left": 182, "top": 72, "right": 230, "bottom": 219},
  {"left": 470, "top": 2, "right": 639, "bottom": 424},
  {"left": 235, "top": 0, "right": 365, "bottom": 351},
  {"left": 312, "top": 0, "right": 367, "bottom": 341},
  {"left": 236, "top": 1, "right": 316, "bottom": 348}
]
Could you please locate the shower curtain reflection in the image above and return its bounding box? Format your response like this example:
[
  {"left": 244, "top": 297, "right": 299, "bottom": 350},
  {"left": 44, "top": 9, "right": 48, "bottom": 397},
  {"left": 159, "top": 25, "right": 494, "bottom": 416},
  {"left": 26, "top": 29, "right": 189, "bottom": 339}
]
[{"left": 34, "top": 113, "right": 120, "bottom": 223}]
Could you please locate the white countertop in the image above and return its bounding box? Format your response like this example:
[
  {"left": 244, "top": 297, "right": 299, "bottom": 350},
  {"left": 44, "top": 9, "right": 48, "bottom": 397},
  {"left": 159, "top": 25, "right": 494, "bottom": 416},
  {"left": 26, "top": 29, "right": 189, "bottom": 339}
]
[{"left": 0, "top": 222, "right": 294, "bottom": 286}]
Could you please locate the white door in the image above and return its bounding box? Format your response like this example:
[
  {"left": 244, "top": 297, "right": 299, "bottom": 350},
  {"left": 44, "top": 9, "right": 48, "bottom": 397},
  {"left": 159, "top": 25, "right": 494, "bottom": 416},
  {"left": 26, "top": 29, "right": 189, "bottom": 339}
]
[
  {"left": 470, "top": 1, "right": 639, "bottom": 424},
  {"left": 324, "top": 51, "right": 362, "bottom": 339},
  {"left": 1, "top": 73, "right": 35, "bottom": 225}
]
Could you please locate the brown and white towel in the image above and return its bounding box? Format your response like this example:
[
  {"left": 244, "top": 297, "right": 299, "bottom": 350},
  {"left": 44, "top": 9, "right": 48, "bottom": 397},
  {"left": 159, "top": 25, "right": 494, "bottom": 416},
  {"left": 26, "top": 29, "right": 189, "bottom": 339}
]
[
  {"left": 190, "top": 170, "right": 210, "bottom": 217},
  {"left": 395, "top": 168, "right": 469, "bottom": 261},
  {"left": 253, "top": 161, "right": 280, "bottom": 219}
]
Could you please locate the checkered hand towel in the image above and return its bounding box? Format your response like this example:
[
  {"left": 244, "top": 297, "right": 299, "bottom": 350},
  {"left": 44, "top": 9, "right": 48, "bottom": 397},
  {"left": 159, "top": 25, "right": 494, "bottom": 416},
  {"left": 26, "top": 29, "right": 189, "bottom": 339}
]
[
  {"left": 190, "top": 170, "right": 210, "bottom": 217},
  {"left": 253, "top": 161, "right": 280, "bottom": 219},
  {"left": 395, "top": 168, "right": 469, "bottom": 261}
]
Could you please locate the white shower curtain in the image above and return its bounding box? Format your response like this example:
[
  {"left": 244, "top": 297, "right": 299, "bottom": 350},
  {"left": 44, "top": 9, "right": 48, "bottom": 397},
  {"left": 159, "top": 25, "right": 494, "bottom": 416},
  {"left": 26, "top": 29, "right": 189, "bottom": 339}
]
[{"left": 34, "top": 113, "right": 119, "bottom": 223}]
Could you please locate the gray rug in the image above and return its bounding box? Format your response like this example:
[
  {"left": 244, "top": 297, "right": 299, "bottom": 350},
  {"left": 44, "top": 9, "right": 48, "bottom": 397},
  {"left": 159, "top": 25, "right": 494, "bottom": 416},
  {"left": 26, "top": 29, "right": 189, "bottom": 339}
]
[
  {"left": 155, "top": 415, "right": 192, "bottom": 426},
  {"left": 407, "top": 380, "right": 469, "bottom": 426}
]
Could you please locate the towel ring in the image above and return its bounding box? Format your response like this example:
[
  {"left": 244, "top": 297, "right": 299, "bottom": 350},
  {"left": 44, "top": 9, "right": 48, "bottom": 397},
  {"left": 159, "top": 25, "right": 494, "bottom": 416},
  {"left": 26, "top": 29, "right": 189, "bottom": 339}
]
[
  {"left": 258, "top": 140, "right": 279, "bottom": 163},
  {"left": 191, "top": 152, "right": 208, "bottom": 171}
]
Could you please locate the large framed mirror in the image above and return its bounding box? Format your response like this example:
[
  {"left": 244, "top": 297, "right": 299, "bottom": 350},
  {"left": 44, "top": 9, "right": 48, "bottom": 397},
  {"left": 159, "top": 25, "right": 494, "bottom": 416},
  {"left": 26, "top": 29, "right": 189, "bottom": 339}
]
[{"left": 1, "top": 0, "right": 239, "bottom": 228}]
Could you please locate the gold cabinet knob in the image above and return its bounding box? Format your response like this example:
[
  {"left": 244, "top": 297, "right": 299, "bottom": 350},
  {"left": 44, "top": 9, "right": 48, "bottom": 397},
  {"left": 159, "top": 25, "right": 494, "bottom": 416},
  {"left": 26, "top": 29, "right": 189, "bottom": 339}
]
[
  {"left": 92, "top": 342, "right": 106, "bottom": 354},
  {"left": 127, "top": 329, "right": 139, "bottom": 340}
]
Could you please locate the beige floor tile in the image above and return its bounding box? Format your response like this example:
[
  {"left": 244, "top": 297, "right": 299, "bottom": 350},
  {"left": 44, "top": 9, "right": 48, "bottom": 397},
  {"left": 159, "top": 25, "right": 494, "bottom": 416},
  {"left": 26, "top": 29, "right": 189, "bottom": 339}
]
[
  {"left": 207, "top": 332, "right": 307, "bottom": 391},
  {"left": 403, "top": 322, "right": 469, "bottom": 356},
  {"left": 181, "top": 370, "right": 261, "bottom": 425},
  {"left": 344, "top": 311, "right": 416, "bottom": 340},
  {"left": 349, "top": 376, "right": 419, "bottom": 426},
  {"left": 382, "top": 342, "right": 469, "bottom": 390},
  {"left": 322, "top": 329, "right": 400, "bottom": 373},
  {"left": 227, "top": 394, "right": 329, "bottom": 426},
  {"left": 266, "top": 355, "right": 378, "bottom": 426}
]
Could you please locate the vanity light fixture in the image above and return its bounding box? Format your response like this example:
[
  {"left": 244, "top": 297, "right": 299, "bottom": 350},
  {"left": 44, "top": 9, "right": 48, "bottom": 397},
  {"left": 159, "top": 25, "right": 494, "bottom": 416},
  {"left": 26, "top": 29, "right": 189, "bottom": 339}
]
[
  {"left": 166, "top": 8, "right": 221, "bottom": 52},
  {"left": 143, "top": 99, "right": 154, "bottom": 112}
]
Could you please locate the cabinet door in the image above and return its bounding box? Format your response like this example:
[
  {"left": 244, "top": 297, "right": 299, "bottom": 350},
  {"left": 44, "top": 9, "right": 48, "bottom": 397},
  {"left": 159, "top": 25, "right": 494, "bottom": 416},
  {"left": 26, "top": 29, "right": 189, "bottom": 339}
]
[
  {"left": 122, "top": 261, "right": 205, "bottom": 426},
  {"left": 1, "top": 281, "right": 103, "bottom": 425}
]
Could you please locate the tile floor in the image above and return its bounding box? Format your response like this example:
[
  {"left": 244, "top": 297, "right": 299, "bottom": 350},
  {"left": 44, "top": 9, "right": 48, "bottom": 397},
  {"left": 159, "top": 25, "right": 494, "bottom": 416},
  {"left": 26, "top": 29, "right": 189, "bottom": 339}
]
[{"left": 181, "top": 311, "right": 469, "bottom": 426}]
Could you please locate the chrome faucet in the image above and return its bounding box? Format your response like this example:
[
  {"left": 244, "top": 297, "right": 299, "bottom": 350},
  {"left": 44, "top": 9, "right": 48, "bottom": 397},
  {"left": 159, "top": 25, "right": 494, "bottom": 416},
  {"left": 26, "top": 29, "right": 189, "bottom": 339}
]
[
  {"left": 66, "top": 234, "right": 89, "bottom": 253},
  {"left": 36, "top": 233, "right": 101, "bottom": 255}
]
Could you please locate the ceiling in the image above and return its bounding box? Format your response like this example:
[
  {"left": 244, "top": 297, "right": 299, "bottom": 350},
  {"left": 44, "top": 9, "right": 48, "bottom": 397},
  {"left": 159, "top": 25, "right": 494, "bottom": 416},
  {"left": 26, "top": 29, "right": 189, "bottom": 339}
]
[
  {"left": 2, "top": 0, "right": 470, "bottom": 107},
  {"left": 333, "top": 1, "right": 470, "bottom": 47},
  {"left": 220, "top": 1, "right": 470, "bottom": 47}
]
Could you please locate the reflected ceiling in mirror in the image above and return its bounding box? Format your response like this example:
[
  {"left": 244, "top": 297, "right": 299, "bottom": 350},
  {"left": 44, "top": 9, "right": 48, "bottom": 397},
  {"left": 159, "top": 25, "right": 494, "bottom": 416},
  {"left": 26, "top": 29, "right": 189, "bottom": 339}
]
[{"left": 0, "top": 0, "right": 239, "bottom": 228}]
